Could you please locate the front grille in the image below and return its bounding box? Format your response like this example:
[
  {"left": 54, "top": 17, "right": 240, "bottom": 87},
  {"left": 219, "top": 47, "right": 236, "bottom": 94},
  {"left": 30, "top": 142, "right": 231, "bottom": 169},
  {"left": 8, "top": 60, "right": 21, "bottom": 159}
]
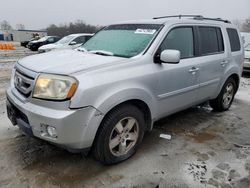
[
  {"left": 245, "top": 58, "right": 250, "bottom": 62},
  {"left": 14, "top": 69, "right": 35, "bottom": 97},
  {"left": 244, "top": 67, "right": 250, "bottom": 71},
  {"left": 8, "top": 98, "right": 29, "bottom": 124}
]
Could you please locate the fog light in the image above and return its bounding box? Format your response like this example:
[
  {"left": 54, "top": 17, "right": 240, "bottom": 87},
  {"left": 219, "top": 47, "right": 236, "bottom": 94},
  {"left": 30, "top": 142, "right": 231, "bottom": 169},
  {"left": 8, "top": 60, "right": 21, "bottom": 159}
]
[{"left": 47, "top": 126, "right": 57, "bottom": 138}]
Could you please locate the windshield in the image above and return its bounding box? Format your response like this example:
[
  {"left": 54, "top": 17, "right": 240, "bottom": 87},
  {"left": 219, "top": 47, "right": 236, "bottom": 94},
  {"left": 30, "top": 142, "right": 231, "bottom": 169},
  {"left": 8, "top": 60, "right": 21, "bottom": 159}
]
[
  {"left": 37, "top": 36, "right": 50, "bottom": 42},
  {"left": 245, "top": 43, "right": 250, "bottom": 51},
  {"left": 56, "top": 35, "right": 75, "bottom": 44},
  {"left": 82, "top": 24, "right": 162, "bottom": 58}
]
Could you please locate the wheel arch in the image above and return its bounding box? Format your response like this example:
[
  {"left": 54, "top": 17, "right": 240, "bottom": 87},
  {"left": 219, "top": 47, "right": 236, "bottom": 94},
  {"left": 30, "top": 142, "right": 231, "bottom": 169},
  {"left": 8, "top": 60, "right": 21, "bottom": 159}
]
[
  {"left": 91, "top": 98, "right": 153, "bottom": 152},
  {"left": 228, "top": 73, "right": 240, "bottom": 92},
  {"left": 214, "top": 71, "right": 241, "bottom": 99}
]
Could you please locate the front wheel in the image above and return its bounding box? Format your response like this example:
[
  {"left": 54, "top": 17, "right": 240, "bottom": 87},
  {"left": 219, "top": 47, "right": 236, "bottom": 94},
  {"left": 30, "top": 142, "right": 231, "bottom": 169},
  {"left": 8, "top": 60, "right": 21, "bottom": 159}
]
[
  {"left": 93, "top": 104, "right": 145, "bottom": 164},
  {"left": 209, "top": 77, "right": 237, "bottom": 112}
]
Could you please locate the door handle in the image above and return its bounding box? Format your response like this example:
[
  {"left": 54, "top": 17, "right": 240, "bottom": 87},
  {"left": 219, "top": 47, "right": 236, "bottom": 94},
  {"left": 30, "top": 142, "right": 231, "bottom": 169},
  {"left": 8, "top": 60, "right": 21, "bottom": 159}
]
[
  {"left": 189, "top": 67, "right": 199, "bottom": 74},
  {"left": 221, "top": 60, "right": 229, "bottom": 67}
]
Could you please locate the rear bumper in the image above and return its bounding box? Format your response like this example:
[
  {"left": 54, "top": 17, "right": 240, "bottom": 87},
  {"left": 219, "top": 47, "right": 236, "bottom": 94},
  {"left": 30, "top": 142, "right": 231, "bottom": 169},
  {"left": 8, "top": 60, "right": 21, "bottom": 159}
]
[{"left": 6, "top": 88, "right": 104, "bottom": 150}]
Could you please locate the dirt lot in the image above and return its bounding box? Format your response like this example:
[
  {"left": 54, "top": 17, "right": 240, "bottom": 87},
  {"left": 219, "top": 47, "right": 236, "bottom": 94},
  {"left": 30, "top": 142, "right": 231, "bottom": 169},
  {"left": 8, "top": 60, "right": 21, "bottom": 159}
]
[{"left": 0, "top": 46, "right": 250, "bottom": 188}]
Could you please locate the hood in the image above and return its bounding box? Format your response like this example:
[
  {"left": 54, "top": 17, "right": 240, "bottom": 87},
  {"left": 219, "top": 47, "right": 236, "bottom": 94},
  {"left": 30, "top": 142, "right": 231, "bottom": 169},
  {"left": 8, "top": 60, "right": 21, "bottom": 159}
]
[
  {"left": 39, "top": 43, "right": 58, "bottom": 50},
  {"left": 18, "top": 50, "right": 126, "bottom": 75},
  {"left": 245, "top": 50, "right": 250, "bottom": 59}
]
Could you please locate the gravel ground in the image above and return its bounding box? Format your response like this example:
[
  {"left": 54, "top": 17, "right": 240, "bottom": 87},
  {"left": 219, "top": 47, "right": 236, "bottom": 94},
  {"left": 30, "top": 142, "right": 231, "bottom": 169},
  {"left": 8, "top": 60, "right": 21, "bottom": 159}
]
[{"left": 0, "top": 47, "right": 250, "bottom": 188}]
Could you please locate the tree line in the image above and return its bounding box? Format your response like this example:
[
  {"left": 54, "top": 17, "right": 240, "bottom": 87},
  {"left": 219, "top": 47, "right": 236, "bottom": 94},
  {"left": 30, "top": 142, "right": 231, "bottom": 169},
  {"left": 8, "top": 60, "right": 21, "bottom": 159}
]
[
  {"left": 47, "top": 20, "right": 102, "bottom": 37},
  {"left": 0, "top": 19, "right": 101, "bottom": 36},
  {"left": 241, "top": 18, "right": 250, "bottom": 32},
  {"left": 1, "top": 18, "right": 250, "bottom": 35}
]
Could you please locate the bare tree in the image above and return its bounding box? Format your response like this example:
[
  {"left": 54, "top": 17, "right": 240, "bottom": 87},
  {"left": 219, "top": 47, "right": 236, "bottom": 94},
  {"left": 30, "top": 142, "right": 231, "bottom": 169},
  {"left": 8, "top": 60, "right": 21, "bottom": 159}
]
[
  {"left": 232, "top": 19, "right": 242, "bottom": 30},
  {"left": 0, "top": 20, "right": 12, "bottom": 31},
  {"left": 16, "top": 24, "right": 25, "bottom": 30}
]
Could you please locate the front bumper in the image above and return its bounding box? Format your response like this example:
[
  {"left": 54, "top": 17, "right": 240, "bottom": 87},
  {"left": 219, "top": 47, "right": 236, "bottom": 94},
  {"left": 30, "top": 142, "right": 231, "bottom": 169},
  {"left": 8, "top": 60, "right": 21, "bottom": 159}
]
[
  {"left": 243, "top": 60, "right": 250, "bottom": 72},
  {"left": 38, "top": 49, "right": 51, "bottom": 53},
  {"left": 243, "top": 58, "right": 250, "bottom": 72},
  {"left": 38, "top": 49, "right": 45, "bottom": 53},
  {"left": 6, "top": 88, "right": 104, "bottom": 150}
]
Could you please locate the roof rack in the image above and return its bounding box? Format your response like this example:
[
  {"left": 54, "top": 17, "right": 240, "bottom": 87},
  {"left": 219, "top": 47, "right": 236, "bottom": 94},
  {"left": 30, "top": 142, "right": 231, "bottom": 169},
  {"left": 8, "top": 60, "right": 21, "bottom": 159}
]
[{"left": 153, "top": 15, "right": 231, "bottom": 23}]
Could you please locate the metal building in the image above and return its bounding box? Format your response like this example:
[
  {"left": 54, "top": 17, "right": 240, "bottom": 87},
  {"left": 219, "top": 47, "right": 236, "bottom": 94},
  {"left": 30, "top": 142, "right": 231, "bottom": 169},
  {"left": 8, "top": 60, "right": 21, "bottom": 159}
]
[{"left": 0, "top": 29, "right": 47, "bottom": 42}]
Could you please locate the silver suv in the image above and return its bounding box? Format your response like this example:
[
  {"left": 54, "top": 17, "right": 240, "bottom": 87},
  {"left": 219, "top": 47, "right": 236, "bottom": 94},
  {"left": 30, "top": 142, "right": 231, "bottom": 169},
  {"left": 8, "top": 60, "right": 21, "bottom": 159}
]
[{"left": 6, "top": 15, "right": 244, "bottom": 164}]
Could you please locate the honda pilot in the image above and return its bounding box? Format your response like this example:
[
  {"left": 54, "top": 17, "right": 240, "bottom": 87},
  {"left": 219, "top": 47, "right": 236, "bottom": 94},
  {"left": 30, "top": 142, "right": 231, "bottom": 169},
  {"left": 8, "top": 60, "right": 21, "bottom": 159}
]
[{"left": 6, "top": 15, "right": 244, "bottom": 164}]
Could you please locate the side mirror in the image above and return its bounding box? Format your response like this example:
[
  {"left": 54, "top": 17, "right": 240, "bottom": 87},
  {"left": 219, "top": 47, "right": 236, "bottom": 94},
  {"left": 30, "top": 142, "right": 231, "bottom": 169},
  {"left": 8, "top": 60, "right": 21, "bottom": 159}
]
[
  {"left": 69, "top": 41, "right": 77, "bottom": 45},
  {"left": 160, "top": 50, "right": 180, "bottom": 64}
]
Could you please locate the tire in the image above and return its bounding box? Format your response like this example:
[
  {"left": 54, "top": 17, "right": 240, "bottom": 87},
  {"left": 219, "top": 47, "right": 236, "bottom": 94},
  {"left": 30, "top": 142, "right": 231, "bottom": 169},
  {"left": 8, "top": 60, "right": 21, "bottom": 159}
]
[
  {"left": 93, "top": 104, "right": 145, "bottom": 165},
  {"left": 209, "top": 77, "right": 237, "bottom": 112}
]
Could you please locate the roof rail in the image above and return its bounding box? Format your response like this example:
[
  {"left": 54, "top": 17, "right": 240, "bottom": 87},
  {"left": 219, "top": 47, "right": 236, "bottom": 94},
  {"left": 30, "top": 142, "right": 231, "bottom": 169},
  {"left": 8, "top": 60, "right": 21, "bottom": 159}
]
[
  {"left": 193, "top": 16, "right": 231, "bottom": 23},
  {"left": 153, "top": 15, "right": 202, "bottom": 19},
  {"left": 153, "top": 15, "right": 231, "bottom": 23}
]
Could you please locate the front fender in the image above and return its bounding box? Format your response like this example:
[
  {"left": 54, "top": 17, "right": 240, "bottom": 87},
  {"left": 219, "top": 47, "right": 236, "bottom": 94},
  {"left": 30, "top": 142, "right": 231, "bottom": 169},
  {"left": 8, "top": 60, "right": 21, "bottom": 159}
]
[
  {"left": 70, "top": 85, "right": 157, "bottom": 148},
  {"left": 95, "top": 87, "right": 157, "bottom": 119}
]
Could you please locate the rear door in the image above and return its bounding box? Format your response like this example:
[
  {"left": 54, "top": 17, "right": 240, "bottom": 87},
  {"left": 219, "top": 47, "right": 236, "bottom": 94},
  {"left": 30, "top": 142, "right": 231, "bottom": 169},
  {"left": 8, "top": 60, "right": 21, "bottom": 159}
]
[{"left": 195, "top": 26, "right": 227, "bottom": 102}]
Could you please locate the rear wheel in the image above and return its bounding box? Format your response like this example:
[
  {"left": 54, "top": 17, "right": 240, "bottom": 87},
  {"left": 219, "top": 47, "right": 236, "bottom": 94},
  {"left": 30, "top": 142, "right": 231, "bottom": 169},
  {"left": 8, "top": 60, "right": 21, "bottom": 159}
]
[
  {"left": 209, "top": 77, "right": 237, "bottom": 112},
  {"left": 93, "top": 104, "right": 145, "bottom": 164}
]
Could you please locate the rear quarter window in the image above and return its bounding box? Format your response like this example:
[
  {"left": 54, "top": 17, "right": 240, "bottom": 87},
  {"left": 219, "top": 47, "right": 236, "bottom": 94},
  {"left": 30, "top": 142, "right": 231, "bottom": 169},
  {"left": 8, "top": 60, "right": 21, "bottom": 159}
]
[{"left": 226, "top": 28, "right": 241, "bottom": 52}]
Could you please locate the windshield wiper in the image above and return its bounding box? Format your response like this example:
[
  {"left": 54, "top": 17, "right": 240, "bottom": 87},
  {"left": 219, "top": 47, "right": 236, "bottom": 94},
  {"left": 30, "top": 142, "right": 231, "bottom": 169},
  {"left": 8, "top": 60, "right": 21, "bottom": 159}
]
[
  {"left": 77, "top": 47, "right": 88, "bottom": 52},
  {"left": 90, "top": 50, "right": 114, "bottom": 56}
]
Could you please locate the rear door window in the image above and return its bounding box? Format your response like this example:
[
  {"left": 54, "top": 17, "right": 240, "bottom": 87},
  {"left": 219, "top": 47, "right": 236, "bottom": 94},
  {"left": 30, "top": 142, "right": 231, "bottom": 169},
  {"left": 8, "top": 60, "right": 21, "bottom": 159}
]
[
  {"left": 198, "top": 27, "right": 224, "bottom": 55},
  {"left": 226, "top": 28, "right": 241, "bottom": 52}
]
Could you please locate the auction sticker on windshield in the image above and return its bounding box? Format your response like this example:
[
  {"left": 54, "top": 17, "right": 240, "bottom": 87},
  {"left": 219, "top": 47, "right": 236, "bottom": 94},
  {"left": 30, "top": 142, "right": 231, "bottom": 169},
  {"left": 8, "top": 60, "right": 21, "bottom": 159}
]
[{"left": 135, "top": 29, "right": 156, "bottom": 35}]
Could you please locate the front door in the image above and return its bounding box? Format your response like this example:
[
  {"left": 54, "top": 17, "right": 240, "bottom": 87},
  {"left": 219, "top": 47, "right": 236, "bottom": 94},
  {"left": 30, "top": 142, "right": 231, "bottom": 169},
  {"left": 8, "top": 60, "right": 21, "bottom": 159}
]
[{"left": 154, "top": 26, "right": 200, "bottom": 118}]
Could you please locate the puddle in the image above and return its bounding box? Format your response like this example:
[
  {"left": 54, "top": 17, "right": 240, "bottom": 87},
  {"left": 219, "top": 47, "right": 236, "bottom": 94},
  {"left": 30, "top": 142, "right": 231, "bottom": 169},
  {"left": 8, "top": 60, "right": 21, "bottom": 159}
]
[{"left": 187, "top": 131, "right": 217, "bottom": 143}]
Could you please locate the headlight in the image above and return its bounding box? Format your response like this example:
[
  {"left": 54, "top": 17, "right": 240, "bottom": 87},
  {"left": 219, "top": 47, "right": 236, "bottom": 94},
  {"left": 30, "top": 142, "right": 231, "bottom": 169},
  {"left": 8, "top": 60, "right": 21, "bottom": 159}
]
[
  {"left": 45, "top": 49, "right": 52, "bottom": 52},
  {"left": 33, "top": 74, "right": 78, "bottom": 100}
]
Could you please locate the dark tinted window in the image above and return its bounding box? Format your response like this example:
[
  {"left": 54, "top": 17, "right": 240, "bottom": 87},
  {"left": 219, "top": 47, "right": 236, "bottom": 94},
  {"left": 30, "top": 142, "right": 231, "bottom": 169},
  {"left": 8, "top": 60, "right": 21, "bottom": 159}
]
[
  {"left": 73, "top": 36, "right": 86, "bottom": 44},
  {"left": 227, "top": 28, "right": 241, "bottom": 52},
  {"left": 47, "top": 37, "right": 55, "bottom": 43},
  {"left": 85, "top": 35, "right": 92, "bottom": 41},
  {"left": 159, "top": 27, "right": 194, "bottom": 59},
  {"left": 216, "top": 28, "right": 224, "bottom": 52},
  {"left": 55, "top": 37, "right": 60, "bottom": 42},
  {"left": 198, "top": 27, "right": 224, "bottom": 55}
]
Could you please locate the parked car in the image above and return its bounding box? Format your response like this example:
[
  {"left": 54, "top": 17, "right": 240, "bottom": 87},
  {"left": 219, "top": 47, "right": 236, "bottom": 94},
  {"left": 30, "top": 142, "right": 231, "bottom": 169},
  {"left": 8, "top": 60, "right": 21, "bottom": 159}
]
[
  {"left": 27, "top": 36, "right": 61, "bottom": 51},
  {"left": 241, "top": 32, "right": 250, "bottom": 46},
  {"left": 244, "top": 43, "right": 250, "bottom": 72},
  {"left": 6, "top": 15, "right": 244, "bottom": 164},
  {"left": 21, "top": 38, "right": 39, "bottom": 48},
  {"left": 38, "top": 33, "right": 93, "bottom": 53}
]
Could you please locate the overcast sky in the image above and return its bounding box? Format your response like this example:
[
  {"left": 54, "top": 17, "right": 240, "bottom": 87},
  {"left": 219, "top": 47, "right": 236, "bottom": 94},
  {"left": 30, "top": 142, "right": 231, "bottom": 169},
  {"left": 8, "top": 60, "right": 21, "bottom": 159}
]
[{"left": 1, "top": 0, "right": 250, "bottom": 29}]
